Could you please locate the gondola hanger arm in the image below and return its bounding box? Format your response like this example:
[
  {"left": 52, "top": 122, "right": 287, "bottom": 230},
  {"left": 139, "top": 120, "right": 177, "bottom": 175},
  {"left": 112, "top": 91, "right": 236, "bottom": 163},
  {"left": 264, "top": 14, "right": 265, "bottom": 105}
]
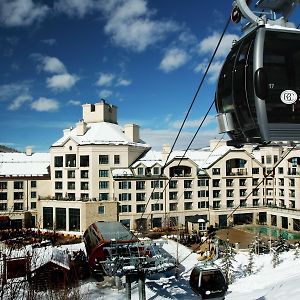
[{"left": 234, "top": 0, "right": 265, "bottom": 25}]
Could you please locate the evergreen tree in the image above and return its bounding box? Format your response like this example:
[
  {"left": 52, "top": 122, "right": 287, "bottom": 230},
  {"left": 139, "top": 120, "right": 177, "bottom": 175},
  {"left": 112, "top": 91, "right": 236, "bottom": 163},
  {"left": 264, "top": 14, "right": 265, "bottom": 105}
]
[
  {"left": 294, "top": 243, "right": 300, "bottom": 260},
  {"left": 246, "top": 248, "right": 255, "bottom": 275},
  {"left": 271, "top": 248, "right": 280, "bottom": 268},
  {"left": 221, "top": 240, "right": 236, "bottom": 284}
]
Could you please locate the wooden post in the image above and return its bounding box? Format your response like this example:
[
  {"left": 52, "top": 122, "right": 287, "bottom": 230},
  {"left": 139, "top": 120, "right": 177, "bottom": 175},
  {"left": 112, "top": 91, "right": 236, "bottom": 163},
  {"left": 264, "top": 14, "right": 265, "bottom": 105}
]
[{"left": 125, "top": 274, "right": 131, "bottom": 300}]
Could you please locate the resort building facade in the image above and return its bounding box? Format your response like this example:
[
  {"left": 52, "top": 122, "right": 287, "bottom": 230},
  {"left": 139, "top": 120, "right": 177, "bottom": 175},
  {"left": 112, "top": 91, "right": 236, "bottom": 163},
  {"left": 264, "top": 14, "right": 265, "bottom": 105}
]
[{"left": 1, "top": 100, "right": 300, "bottom": 234}]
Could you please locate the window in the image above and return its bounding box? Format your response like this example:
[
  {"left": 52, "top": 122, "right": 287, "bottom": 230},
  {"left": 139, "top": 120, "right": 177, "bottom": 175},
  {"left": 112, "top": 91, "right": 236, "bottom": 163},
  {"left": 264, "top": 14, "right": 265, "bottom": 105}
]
[
  {"left": 253, "top": 189, "right": 259, "bottom": 196},
  {"left": 80, "top": 155, "right": 89, "bottom": 167},
  {"left": 55, "top": 182, "right": 63, "bottom": 190},
  {"left": 266, "top": 155, "right": 272, "bottom": 164},
  {"left": 253, "top": 199, "right": 259, "bottom": 206},
  {"left": 240, "top": 200, "right": 247, "bottom": 207},
  {"left": 98, "top": 206, "right": 105, "bottom": 214},
  {"left": 119, "top": 205, "right": 132, "bottom": 213},
  {"left": 137, "top": 167, "right": 144, "bottom": 175},
  {"left": 136, "top": 193, "right": 146, "bottom": 201},
  {"left": 31, "top": 192, "right": 36, "bottom": 199},
  {"left": 227, "top": 200, "right": 234, "bottom": 208},
  {"left": 119, "top": 181, "right": 131, "bottom": 189},
  {"left": 239, "top": 179, "right": 246, "bottom": 186},
  {"left": 54, "top": 156, "right": 63, "bottom": 167},
  {"left": 0, "top": 182, "right": 7, "bottom": 189},
  {"left": 0, "top": 193, "right": 7, "bottom": 200},
  {"left": 213, "top": 190, "right": 220, "bottom": 198},
  {"left": 213, "top": 201, "right": 220, "bottom": 209},
  {"left": 81, "top": 193, "right": 89, "bottom": 199},
  {"left": 99, "top": 193, "right": 109, "bottom": 201},
  {"left": 184, "top": 180, "right": 192, "bottom": 188},
  {"left": 198, "top": 190, "right": 208, "bottom": 198},
  {"left": 114, "top": 155, "right": 120, "bottom": 164},
  {"left": 184, "top": 202, "right": 193, "bottom": 210},
  {"left": 151, "top": 192, "right": 163, "bottom": 200},
  {"left": 240, "top": 189, "right": 247, "bottom": 196},
  {"left": 226, "top": 190, "right": 234, "bottom": 197},
  {"left": 68, "top": 170, "right": 75, "bottom": 178},
  {"left": 212, "top": 168, "right": 220, "bottom": 175},
  {"left": 69, "top": 208, "right": 80, "bottom": 231},
  {"left": 252, "top": 178, "right": 259, "bottom": 186},
  {"left": 153, "top": 167, "right": 160, "bottom": 175},
  {"left": 119, "top": 193, "right": 131, "bottom": 201},
  {"left": 14, "top": 181, "right": 23, "bottom": 189},
  {"left": 199, "top": 201, "right": 208, "bottom": 209},
  {"left": 81, "top": 170, "right": 89, "bottom": 178},
  {"left": 56, "top": 208, "right": 66, "bottom": 230},
  {"left": 55, "top": 171, "right": 62, "bottom": 178},
  {"left": 184, "top": 191, "right": 192, "bottom": 199},
  {"left": 0, "top": 203, "right": 7, "bottom": 211},
  {"left": 169, "top": 192, "right": 178, "bottom": 200},
  {"left": 252, "top": 168, "right": 259, "bottom": 174},
  {"left": 274, "top": 155, "right": 278, "bottom": 163},
  {"left": 226, "top": 179, "right": 233, "bottom": 187},
  {"left": 99, "top": 170, "right": 109, "bottom": 177},
  {"left": 55, "top": 193, "right": 63, "bottom": 200},
  {"left": 14, "top": 192, "right": 23, "bottom": 200},
  {"left": 261, "top": 156, "right": 265, "bottom": 164},
  {"left": 136, "top": 204, "right": 146, "bottom": 213},
  {"left": 151, "top": 180, "right": 163, "bottom": 188},
  {"left": 136, "top": 181, "right": 145, "bottom": 190},
  {"left": 14, "top": 203, "right": 23, "bottom": 211},
  {"left": 278, "top": 167, "right": 284, "bottom": 174},
  {"left": 212, "top": 179, "right": 220, "bottom": 187},
  {"left": 65, "top": 154, "right": 76, "bottom": 167},
  {"left": 151, "top": 204, "right": 163, "bottom": 211},
  {"left": 68, "top": 182, "right": 75, "bottom": 190},
  {"left": 81, "top": 182, "right": 89, "bottom": 190},
  {"left": 198, "top": 179, "right": 209, "bottom": 186},
  {"left": 99, "top": 181, "right": 109, "bottom": 189},
  {"left": 169, "top": 180, "right": 177, "bottom": 189},
  {"left": 31, "top": 181, "right": 37, "bottom": 188},
  {"left": 99, "top": 155, "right": 109, "bottom": 164},
  {"left": 169, "top": 203, "right": 178, "bottom": 211}
]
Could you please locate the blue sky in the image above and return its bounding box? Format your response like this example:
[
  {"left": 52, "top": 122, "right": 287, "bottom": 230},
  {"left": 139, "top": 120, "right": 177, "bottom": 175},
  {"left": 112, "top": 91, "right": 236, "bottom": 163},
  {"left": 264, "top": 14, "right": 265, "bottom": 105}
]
[{"left": 1, "top": 0, "right": 300, "bottom": 153}]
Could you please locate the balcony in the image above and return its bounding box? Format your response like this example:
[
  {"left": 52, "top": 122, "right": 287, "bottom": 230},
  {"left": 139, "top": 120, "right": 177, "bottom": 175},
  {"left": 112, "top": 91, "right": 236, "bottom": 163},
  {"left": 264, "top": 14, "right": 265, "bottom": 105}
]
[{"left": 229, "top": 168, "right": 247, "bottom": 176}]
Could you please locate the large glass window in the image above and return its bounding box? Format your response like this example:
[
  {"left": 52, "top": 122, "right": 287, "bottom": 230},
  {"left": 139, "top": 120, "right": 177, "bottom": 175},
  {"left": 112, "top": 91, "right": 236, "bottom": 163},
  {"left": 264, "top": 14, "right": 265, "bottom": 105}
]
[
  {"left": 66, "top": 154, "right": 76, "bottom": 167},
  {"left": 14, "top": 181, "right": 23, "bottom": 189},
  {"left": 69, "top": 208, "right": 80, "bottom": 231},
  {"left": 99, "top": 155, "right": 109, "bottom": 164},
  {"left": 56, "top": 208, "right": 66, "bottom": 230},
  {"left": 43, "top": 207, "right": 53, "bottom": 229},
  {"left": 99, "top": 170, "right": 109, "bottom": 177}
]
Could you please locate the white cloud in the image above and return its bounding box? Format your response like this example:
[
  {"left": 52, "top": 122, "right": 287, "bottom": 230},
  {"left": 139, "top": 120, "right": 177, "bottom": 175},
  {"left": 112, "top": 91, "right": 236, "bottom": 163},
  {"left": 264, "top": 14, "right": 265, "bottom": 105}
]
[
  {"left": 46, "top": 73, "right": 79, "bottom": 91},
  {"left": 103, "top": 0, "right": 178, "bottom": 52},
  {"left": 0, "top": 82, "right": 30, "bottom": 101},
  {"left": 170, "top": 115, "right": 217, "bottom": 129},
  {"left": 117, "top": 79, "right": 132, "bottom": 86},
  {"left": 159, "top": 48, "right": 189, "bottom": 73},
  {"left": 31, "top": 97, "right": 59, "bottom": 112},
  {"left": 41, "top": 38, "right": 56, "bottom": 46},
  {"left": 194, "top": 59, "right": 224, "bottom": 83},
  {"left": 0, "top": 0, "right": 49, "bottom": 27},
  {"left": 67, "top": 100, "right": 81, "bottom": 106},
  {"left": 54, "top": 0, "right": 99, "bottom": 18},
  {"left": 141, "top": 127, "right": 219, "bottom": 151},
  {"left": 96, "top": 73, "right": 115, "bottom": 87},
  {"left": 99, "top": 90, "right": 113, "bottom": 99},
  {"left": 40, "top": 56, "right": 67, "bottom": 74},
  {"left": 198, "top": 32, "right": 239, "bottom": 58},
  {"left": 8, "top": 94, "right": 32, "bottom": 111}
]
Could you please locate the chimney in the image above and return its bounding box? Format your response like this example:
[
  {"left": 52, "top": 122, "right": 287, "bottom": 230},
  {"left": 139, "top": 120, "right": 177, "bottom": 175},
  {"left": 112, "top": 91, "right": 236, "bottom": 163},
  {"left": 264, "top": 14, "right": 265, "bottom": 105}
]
[
  {"left": 124, "top": 124, "right": 140, "bottom": 142},
  {"left": 26, "top": 146, "right": 33, "bottom": 156},
  {"left": 162, "top": 144, "right": 171, "bottom": 163},
  {"left": 63, "top": 128, "right": 72, "bottom": 137},
  {"left": 76, "top": 120, "right": 87, "bottom": 136}
]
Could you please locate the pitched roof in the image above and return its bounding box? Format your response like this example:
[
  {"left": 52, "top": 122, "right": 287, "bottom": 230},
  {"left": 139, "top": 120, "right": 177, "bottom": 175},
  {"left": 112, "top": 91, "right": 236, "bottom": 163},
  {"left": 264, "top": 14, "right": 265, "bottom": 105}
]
[
  {"left": 0, "top": 152, "right": 50, "bottom": 177},
  {"left": 51, "top": 122, "right": 149, "bottom": 148}
]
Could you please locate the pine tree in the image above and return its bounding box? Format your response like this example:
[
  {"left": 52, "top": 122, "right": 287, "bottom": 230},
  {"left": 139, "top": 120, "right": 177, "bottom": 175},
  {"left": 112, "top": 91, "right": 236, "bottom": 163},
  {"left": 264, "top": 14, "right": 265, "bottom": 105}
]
[
  {"left": 246, "top": 248, "right": 255, "bottom": 275},
  {"left": 294, "top": 243, "right": 300, "bottom": 260},
  {"left": 272, "top": 248, "right": 280, "bottom": 268},
  {"left": 221, "top": 240, "right": 236, "bottom": 284}
]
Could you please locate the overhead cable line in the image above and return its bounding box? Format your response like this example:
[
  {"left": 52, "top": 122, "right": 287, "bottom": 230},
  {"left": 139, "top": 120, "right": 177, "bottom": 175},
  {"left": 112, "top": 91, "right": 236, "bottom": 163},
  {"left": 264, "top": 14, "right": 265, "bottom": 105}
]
[{"left": 139, "top": 15, "right": 231, "bottom": 223}]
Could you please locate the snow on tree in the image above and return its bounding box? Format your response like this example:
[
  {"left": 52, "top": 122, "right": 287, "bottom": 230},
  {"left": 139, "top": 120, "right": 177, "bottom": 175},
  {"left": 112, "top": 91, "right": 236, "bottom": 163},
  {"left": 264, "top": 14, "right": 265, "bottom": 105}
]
[
  {"left": 294, "top": 243, "right": 300, "bottom": 260},
  {"left": 220, "top": 239, "right": 236, "bottom": 284}
]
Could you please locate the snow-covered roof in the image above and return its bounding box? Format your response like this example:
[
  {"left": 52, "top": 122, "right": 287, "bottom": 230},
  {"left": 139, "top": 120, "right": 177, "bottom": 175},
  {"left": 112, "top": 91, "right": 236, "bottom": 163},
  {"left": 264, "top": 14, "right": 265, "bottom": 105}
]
[
  {"left": 0, "top": 152, "right": 50, "bottom": 177},
  {"left": 112, "top": 168, "right": 133, "bottom": 177},
  {"left": 52, "top": 122, "right": 149, "bottom": 148}
]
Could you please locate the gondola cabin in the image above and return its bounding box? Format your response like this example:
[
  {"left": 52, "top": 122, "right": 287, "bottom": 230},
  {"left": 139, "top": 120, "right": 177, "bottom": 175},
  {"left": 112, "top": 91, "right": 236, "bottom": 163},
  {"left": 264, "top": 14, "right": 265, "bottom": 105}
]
[
  {"left": 190, "top": 266, "right": 228, "bottom": 300},
  {"left": 216, "top": 23, "right": 300, "bottom": 147}
]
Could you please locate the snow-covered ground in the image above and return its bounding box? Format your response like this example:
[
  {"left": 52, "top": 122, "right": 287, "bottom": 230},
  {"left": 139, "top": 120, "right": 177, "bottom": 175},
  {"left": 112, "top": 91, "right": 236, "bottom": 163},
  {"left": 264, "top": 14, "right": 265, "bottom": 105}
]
[{"left": 78, "top": 239, "right": 300, "bottom": 300}]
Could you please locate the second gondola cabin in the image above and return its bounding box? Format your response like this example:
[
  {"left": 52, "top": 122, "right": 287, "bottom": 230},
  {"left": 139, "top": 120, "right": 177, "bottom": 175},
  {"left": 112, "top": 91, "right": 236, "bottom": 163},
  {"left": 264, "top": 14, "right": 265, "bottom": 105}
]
[
  {"left": 216, "top": 24, "right": 300, "bottom": 147},
  {"left": 189, "top": 265, "right": 228, "bottom": 300}
]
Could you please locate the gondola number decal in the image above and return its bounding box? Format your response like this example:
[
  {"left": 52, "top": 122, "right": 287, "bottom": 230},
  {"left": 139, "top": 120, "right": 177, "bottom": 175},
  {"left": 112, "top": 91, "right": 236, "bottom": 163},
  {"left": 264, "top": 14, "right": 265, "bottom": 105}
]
[{"left": 280, "top": 90, "right": 298, "bottom": 104}]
